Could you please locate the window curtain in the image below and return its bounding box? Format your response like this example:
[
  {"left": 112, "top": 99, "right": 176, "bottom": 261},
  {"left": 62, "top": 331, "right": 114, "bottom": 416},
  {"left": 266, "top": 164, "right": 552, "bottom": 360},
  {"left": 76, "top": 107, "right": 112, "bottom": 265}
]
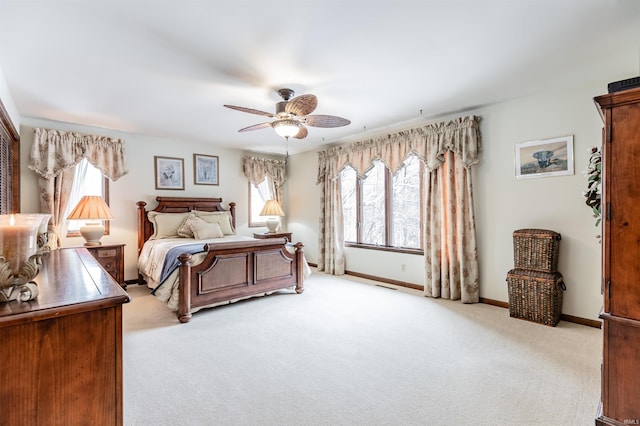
[
  {"left": 254, "top": 178, "right": 273, "bottom": 209},
  {"left": 317, "top": 165, "right": 346, "bottom": 274},
  {"left": 316, "top": 115, "right": 481, "bottom": 302},
  {"left": 28, "top": 128, "right": 128, "bottom": 249},
  {"left": 242, "top": 156, "right": 286, "bottom": 203}
]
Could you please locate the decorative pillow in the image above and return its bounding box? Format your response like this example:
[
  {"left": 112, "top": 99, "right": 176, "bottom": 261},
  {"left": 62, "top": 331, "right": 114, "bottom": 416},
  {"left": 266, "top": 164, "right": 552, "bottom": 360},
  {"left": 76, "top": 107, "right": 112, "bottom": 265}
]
[
  {"left": 190, "top": 217, "right": 224, "bottom": 240},
  {"left": 147, "top": 211, "right": 191, "bottom": 239},
  {"left": 176, "top": 213, "right": 197, "bottom": 238},
  {"left": 193, "top": 210, "right": 235, "bottom": 235}
]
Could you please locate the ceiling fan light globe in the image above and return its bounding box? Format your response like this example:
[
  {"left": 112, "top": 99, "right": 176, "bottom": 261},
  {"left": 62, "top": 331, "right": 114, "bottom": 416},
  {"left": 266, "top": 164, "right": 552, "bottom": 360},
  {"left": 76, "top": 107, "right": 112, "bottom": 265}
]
[{"left": 272, "top": 119, "right": 301, "bottom": 138}]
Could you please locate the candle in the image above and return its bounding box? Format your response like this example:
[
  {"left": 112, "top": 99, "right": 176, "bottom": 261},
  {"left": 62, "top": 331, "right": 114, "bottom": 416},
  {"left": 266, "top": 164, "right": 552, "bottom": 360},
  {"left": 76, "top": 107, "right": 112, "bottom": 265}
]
[{"left": 0, "top": 214, "right": 41, "bottom": 273}]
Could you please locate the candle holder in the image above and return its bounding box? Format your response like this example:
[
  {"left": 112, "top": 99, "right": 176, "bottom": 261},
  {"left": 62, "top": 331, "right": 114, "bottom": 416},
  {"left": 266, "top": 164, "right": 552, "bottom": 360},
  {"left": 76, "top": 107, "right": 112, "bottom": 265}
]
[
  {"left": 24, "top": 213, "right": 52, "bottom": 249},
  {"left": 0, "top": 214, "right": 49, "bottom": 303}
]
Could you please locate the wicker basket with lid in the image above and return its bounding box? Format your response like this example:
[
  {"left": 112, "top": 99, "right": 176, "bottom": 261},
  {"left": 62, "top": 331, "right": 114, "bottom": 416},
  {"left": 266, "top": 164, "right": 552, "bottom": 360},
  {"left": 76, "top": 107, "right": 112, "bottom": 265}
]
[{"left": 512, "top": 228, "right": 561, "bottom": 272}]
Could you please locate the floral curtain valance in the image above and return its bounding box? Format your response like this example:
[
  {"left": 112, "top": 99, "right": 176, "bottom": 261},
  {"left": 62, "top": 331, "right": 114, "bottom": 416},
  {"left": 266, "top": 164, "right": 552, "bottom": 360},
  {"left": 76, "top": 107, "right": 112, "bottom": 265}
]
[
  {"left": 317, "top": 115, "right": 481, "bottom": 182},
  {"left": 29, "top": 128, "right": 129, "bottom": 181},
  {"left": 242, "top": 156, "right": 287, "bottom": 189}
]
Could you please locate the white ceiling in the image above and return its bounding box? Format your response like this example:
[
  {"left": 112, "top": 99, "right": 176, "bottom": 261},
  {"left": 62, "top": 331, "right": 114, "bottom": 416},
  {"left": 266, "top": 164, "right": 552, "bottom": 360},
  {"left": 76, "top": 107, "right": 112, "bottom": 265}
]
[{"left": 1, "top": 0, "right": 639, "bottom": 156}]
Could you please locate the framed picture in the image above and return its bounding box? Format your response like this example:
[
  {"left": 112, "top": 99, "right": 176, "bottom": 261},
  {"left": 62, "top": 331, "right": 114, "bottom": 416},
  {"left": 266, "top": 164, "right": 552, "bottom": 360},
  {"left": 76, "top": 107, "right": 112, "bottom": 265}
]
[
  {"left": 193, "top": 154, "right": 219, "bottom": 185},
  {"left": 515, "top": 135, "right": 574, "bottom": 180},
  {"left": 154, "top": 156, "right": 184, "bottom": 190}
]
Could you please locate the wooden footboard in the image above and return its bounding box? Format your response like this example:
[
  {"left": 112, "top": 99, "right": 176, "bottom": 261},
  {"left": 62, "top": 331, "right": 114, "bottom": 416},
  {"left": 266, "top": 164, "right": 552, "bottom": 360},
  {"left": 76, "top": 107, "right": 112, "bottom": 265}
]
[{"left": 177, "top": 238, "right": 304, "bottom": 323}]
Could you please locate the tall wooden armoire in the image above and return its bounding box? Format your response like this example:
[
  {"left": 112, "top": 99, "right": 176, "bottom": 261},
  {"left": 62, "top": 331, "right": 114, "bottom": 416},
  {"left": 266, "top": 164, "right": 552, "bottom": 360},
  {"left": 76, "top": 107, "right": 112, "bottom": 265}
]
[{"left": 594, "top": 86, "right": 640, "bottom": 425}]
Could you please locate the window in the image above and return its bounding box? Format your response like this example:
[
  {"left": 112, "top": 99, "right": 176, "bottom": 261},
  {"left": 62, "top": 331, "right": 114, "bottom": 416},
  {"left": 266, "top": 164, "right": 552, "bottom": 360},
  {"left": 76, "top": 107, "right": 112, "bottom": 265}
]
[
  {"left": 0, "top": 133, "right": 12, "bottom": 214},
  {"left": 361, "top": 161, "right": 385, "bottom": 245},
  {"left": 249, "top": 176, "right": 274, "bottom": 227},
  {"left": 391, "top": 156, "right": 422, "bottom": 248},
  {"left": 0, "top": 106, "right": 19, "bottom": 214},
  {"left": 340, "top": 156, "right": 423, "bottom": 252},
  {"left": 64, "top": 159, "right": 109, "bottom": 236},
  {"left": 341, "top": 167, "right": 357, "bottom": 242}
]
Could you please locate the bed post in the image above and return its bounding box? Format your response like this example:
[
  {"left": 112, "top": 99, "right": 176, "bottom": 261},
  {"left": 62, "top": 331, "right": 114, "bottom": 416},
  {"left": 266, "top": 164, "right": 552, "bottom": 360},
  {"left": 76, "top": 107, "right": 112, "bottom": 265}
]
[
  {"left": 136, "top": 201, "right": 147, "bottom": 256},
  {"left": 229, "top": 202, "right": 236, "bottom": 229},
  {"left": 295, "top": 242, "right": 304, "bottom": 294},
  {"left": 178, "top": 253, "right": 192, "bottom": 323}
]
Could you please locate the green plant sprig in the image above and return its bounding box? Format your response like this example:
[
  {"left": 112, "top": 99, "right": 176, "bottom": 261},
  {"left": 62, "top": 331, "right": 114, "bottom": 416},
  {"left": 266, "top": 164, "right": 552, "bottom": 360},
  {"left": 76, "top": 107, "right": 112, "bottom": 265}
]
[{"left": 584, "top": 146, "right": 601, "bottom": 228}]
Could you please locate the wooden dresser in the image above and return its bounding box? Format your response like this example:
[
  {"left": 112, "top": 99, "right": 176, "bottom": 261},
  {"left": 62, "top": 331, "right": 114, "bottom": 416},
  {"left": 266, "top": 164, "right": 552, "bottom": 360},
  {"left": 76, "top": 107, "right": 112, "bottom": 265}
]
[
  {"left": 594, "top": 87, "right": 640, "bottom": 425},
  {"left": 0, "top": 248, "right": 130, "bottom": 426}
]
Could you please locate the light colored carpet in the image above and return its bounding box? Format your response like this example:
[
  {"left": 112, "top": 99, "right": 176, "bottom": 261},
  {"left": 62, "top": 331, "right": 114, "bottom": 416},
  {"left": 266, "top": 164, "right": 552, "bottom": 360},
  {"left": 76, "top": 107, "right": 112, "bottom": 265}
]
[{"left": 122, "top": 270, "right": 602, "bottom": 426}]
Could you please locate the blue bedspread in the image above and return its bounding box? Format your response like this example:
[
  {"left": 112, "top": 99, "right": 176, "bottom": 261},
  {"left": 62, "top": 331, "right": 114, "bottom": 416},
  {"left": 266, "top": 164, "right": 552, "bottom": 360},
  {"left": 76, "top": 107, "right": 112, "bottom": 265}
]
[{"left": 151, "top": 243, "right": 206, "bottom": 294}]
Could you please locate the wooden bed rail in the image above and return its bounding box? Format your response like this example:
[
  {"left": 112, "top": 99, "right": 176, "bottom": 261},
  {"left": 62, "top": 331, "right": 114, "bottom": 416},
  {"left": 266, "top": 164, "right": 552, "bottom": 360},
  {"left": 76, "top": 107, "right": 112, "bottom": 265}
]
[{"left": 177, "top": 240, "right": 304, "bottom": 323}]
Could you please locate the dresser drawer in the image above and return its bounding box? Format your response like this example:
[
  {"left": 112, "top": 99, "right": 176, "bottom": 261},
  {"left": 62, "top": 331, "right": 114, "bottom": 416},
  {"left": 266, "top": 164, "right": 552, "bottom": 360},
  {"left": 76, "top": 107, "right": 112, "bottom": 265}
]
[
  {"left": 85, "top": 244, "right": 125, "bottom": 287},
  {"left": 95, "top": 247, "right": 118, "bottom": 259}
]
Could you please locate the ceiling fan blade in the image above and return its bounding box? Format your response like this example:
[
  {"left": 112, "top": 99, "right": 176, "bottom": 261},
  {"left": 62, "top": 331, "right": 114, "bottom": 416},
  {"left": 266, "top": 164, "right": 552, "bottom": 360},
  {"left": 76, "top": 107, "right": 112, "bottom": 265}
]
[
  {"left": 224, "top": 104, "right": 274, "bottom": 118},
  {"left": 285, "top": 94, "right": 317, "bottom": 116},
  {"left": 238, "top": 122, "right": 272, "bottom": 132},
  {"left": 293, "top": 125, "right": 308, "bottom": 139},
  {"left": 304, "top": 115, "right": 351, "bottom": 128}
]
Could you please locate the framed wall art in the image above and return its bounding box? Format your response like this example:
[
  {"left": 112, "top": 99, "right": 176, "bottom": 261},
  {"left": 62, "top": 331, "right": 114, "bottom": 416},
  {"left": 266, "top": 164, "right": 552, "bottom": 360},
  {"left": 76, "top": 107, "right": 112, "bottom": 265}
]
[
  {"left": 154, "top": 156, "right": 184, "bottom": 190},
  {"left": 193, "top": 154, "right": 219, "bottom": 186},
  {"left": 515, "top": 135, "right": 574, "bottom": 180}
]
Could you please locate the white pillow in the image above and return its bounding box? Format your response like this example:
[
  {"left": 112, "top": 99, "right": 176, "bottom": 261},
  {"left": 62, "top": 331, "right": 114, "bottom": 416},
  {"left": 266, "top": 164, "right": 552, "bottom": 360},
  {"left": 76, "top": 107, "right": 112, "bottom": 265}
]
[
  {"left": 190, "top": 217, "right": 224, "bottom": 240},
  {"left": 147, "top": 211, "right": 191, "bottom": 239},
  {"left": 193, "top": 210, "right": 235, "bottom": 235}
]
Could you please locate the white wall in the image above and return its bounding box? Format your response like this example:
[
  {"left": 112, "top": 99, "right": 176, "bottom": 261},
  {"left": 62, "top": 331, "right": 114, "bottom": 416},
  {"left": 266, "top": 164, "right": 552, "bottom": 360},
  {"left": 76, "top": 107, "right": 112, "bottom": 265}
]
[
  {"left": 473, "top": 80, "right": 606, "bottom": 320},
  {"left": 18, "top": 118, "right": 280, "bottom": 281},
  {"left": 287, "top": 76, "right": 638, "bottom": 321},
  {"left": 287, "top": 149, "right": 321, "bottom": 262},
  {"left": 0, "top": 67, "right": 19, "bottom": 133}
]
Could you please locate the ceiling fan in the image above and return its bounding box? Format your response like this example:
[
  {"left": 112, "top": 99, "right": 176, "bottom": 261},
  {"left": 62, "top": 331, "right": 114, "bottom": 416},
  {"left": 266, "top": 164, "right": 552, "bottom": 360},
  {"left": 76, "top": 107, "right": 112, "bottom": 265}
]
[{"left": 224, "top": 88, "right": 350, "bottom": 139}]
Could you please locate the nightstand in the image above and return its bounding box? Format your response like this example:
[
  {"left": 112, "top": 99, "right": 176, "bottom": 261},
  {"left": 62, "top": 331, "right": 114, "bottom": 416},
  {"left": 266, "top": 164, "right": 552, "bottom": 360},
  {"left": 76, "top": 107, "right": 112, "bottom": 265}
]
[
  {"left": 253, "top": 232, "right": 292, "bottom": 242},
  {"left": 84, "top": 243, "right": 126, "bottom": 288}
]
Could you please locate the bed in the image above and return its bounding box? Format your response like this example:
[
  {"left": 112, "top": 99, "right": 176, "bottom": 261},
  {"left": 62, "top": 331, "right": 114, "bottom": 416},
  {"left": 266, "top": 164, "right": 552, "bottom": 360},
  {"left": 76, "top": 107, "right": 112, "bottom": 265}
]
[{"left": 136, "top": 196, "right": 306, "bottom": 323}]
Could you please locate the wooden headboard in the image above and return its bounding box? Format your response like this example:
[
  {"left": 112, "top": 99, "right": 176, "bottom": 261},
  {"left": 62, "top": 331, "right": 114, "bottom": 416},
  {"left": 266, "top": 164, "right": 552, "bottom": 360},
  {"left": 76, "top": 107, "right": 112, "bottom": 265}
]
[{"left": 136, "top": 197, "right": 237, "bottom": 255}]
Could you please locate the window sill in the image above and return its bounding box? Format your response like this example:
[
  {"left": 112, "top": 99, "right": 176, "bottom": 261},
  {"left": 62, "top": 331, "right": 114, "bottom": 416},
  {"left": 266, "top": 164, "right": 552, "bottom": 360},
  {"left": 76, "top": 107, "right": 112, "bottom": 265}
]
[{"left": 344, "top": 243, "right": 423, "bottom": 255}]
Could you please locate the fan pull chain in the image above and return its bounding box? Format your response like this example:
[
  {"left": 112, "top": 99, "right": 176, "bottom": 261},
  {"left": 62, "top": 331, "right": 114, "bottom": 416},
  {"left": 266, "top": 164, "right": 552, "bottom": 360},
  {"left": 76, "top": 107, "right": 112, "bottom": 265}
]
[{"left": 285, "top": 137, "right": 289, "bottom": 165}]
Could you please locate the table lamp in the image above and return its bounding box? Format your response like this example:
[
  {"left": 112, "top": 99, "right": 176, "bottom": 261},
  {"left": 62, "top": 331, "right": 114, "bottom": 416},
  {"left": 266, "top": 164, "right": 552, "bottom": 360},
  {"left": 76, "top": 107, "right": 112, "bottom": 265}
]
[
  {"left": 66, "top": 195, "right": 115, "bottom": 246},
  {"left": 259, "top": 199, "right": 285, "bottom": 233}
]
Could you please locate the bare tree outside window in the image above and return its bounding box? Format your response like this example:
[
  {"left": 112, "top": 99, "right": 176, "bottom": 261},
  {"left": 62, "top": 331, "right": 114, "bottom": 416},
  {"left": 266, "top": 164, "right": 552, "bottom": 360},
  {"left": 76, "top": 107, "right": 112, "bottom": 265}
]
[
  {"left": 341, "top": 157, "right": 423, "bottom": 252},
  {"left": 340, "top": 166, "right": 357, "bottom": 242},
  {"left": 392, "top": 155, "right": 421, "bottom": 249},
  {"left": 361, "top": 161, "right": 385, "bottom": 245}
]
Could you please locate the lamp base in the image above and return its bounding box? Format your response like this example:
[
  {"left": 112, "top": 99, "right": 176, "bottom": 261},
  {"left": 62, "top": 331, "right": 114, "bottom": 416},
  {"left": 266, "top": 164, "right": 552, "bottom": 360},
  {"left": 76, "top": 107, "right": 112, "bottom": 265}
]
[
  {"left": 265, "top": 217, "right": 280, "bottom": 233},
  {"left": 80, "top": 223, "right": 105, "bottom": 246},
  {"left": 83, "top": 241, "right": 103, "bottom": 247}
]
